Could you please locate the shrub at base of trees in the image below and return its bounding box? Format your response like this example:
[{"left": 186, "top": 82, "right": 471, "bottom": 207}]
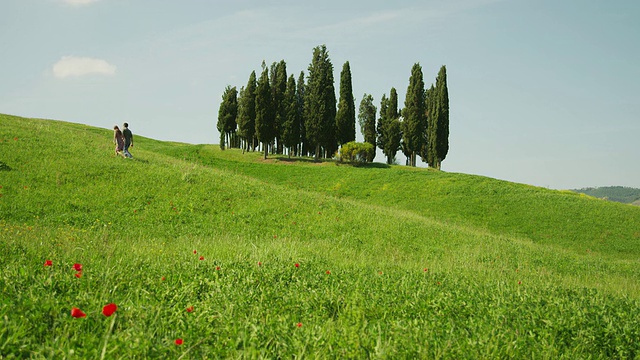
[{"left": 337, "top": 142, "right": 374, "bottom": 165}]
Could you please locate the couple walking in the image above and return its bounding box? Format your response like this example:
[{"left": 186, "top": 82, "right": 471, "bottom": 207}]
[{"left": 113, "top": 123, "right": 134, "bottom": 158}]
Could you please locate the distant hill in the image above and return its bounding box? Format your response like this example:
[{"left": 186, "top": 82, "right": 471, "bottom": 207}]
[{"left": 572, "top": 186, "right": 640, "bottom": 205}]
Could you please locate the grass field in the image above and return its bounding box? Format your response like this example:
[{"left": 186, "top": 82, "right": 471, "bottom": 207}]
[{"left": 1, "top": 114, "right": 639, "bottom": 358}]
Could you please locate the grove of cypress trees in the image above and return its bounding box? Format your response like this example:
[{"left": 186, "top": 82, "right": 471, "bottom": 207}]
[
  {"left": 335, "top": 61, "right": 356, "bottom": 147},
  {"left": 358, "top": 93, "right": 377, "bottom": 162}
]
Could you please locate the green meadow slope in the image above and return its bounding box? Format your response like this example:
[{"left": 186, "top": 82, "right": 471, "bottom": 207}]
[{"left": 1, "top": 114, "right": 639, "bottom": 358}]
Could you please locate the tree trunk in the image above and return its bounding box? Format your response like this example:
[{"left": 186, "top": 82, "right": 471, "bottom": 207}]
[
  {"left": 314, "top": 144, "right": 320, "bottom": 162},
  {"left": 264, "top": 142, "right": 268, "bottom": 159}
]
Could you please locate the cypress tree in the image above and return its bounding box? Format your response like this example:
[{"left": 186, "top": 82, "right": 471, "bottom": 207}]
[
  {"left": 270, "top": 60, "right": 287, "bottom": 154},
  {"left": 357, "top": 93, "right": 377, "bottom": 162},
  {"left": 388, "top": 87, "right": 399, "bottom": 120},
  {"left": 377, "top": 93, "right": 389, "bottom": 154},
  {"left": 217, "top": 85, "right": 238, "bottom": 151},
  {"left": 423, "top": 84, "right": 437, "bottom": 167},
  {"left": 435, "top": 65, "right": 449, "bottom": 170},
  {"left": 304, "top": 45, "right": 336, "bottom": 161},
  {"left": 378, "top": 88, "right": 402, "bottom": 165},
  {"left": 237, "top": 71, "right": 257, "bottom": 152},
  {"left": 403, "top": 63, "right": 426, "bottom": 166},
  {"left": 335, "top": 61, "right": 356, "bottom": 146},
  {"left": 423, "top": 66, "right": 450, "bottom": 169},
  {"left": 255, "top": 67, "right": 275, "bottom": 159},
  {"left": 281, "top": 74, "right": 300, "bottom": 158},
  {"left": 297, "top": 71, "right": 307, "bottom": 157}
]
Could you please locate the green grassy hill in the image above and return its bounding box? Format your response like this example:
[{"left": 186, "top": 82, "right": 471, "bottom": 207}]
[{"left": 1, "top": 114, "right": 639, "bottom": 358}]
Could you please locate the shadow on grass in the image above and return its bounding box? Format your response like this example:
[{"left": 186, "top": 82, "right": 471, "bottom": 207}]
[
  {"left": 270, "top": 155, "right": 391, "bottom": 169},
  {"left": 272, "top": 156, "right": 320, "bottom": 164}
]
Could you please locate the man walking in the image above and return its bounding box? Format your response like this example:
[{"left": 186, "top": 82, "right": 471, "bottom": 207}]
[{"left": 122, "top": 123, "right": 134, "bottom": 158}]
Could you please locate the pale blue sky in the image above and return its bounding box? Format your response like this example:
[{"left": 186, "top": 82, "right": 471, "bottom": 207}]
[{"left": 1, "top": 0, "right": 638, "bottom": 189}]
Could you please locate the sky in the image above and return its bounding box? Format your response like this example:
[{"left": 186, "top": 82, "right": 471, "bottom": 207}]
[{"left": 1, "top": 0, "right": 639, "bottom": 189}]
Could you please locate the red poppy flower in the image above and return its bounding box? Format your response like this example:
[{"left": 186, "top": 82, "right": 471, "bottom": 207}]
[
  {"left": 518, "top": 281, "right": 522, "bottom": 285},
  {"left": 73, "top": 263, "right": 82, "bottom": 271},
  {"left": 71, "top": 307, "right": 86, "bottom": 318},
  {"left": 161, "top": 276, "right": 166, "bottom": 281},
  {"left": 44, "top": 260, "right": 53, "bottom": 267},
  {"left": 326, "top": 270, "right": 331, "bottom": 275},
  {"left": 423, "top": 268, "right": 428, "bottom": 272},
  {"left": 14, "top": 137, "right": 18, "bottom": 141},
  {"left": 175, "top": 338, "right": 183, "bottom": 346},
  {"left": 193, "top": 250, "right": 197, "bottom": 254},
  {"left": 296, "top": 322, "right": 302, "bottom": 328},
  {"left": 186, "top": 306, "right": 194, "bottom": 313},
  {"left": 294, "top": 263, "right": 300, "bottom": 268},
  {"left": 199, "top": 256, "right": 204, "bottom": 261},
  {"left": 273, "top": 235, "right": 277, "bottom": 238},
  {"left": 258, "top": 262, "right": 262, "bottom": 266},
  {"left": 102, "top": 303, "right": 117, "bottom": 317},
  {"left": 216, "top": 266, "right": 221, "bottom": 271},
  {"left": 74, "top": 272, "right": 82, "bottom": 278}
]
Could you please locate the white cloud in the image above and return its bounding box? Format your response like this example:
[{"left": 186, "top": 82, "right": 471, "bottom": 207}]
[
  {"left": 60, "top": 0, "right": 100, "bottom": 5},
  {"left": 52, "top": 56, "right": 117, "bottom": 78}
]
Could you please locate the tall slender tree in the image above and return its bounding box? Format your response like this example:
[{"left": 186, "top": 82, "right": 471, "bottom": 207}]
[
  {"left": 435, "top": 65, "right": 449, "bottom": 170},
  {"left": 424, "top": 66, "right": 450, "bottom": 169},
  {"left": 403, "top": 63, "right": 426, "bottom": 166},
  {"left": 358, "top": 93, "right": 377, "bottom": 162},
  {"left": 377, "top": 93, "right": 389, "bottom": 153},
  {"left": 217, "top": 85, "right": 238, "bottom": 150},
  {"left": 281, "top": 74, "right": 300, "bottom": 158},
  {"left": 378, "top": 88, "right": 402, "bottom": 165},
  {"left": 423, "top": 84, "right": 438, "bottom": 167},
  {"left": 255, "top": 67, "right": 275, "bottom": 159},
  {"left": 304, "top": 45, "right": 336, "bottom": 161},
  {"left": 237, "top": 71, "right": 257, "bottom": 152},
  {"left": 296, "top": 71, "right": 307, "bottom": 157},
  {"left": 335, "top": 61, "right": 356, "bottom": 147},
  {"left": 270, "top": 60, "right": 287, "bottom": 154}
]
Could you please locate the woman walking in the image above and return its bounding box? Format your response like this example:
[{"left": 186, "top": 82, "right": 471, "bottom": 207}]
[{"left": 113, "top": 125, "right": 125, "bottom": 158}]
